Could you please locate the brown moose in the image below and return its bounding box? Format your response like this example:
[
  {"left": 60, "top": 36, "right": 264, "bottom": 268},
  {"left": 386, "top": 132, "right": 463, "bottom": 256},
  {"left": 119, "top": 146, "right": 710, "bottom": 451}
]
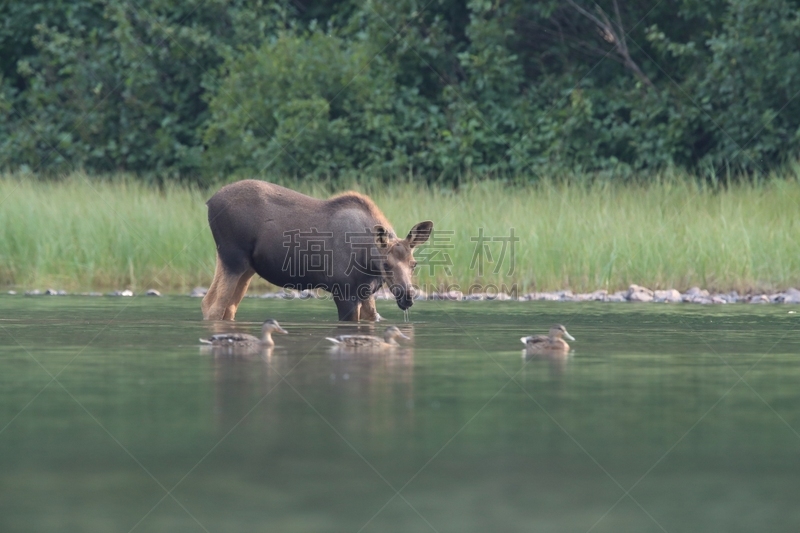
[{"left": 201, "top": 180, "right": 433, "bottom": 321}]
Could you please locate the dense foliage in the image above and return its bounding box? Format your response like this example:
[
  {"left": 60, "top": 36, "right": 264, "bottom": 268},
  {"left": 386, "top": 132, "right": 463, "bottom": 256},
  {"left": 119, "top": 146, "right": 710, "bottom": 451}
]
[{"left": 1, "top": 0, "right": 799, "bottom": 182}]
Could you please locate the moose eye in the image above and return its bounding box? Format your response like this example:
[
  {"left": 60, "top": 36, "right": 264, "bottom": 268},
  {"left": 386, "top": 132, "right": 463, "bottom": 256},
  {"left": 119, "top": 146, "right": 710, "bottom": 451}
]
[{"left": 383, "top": 262, "right": 391, "bottom": 271}]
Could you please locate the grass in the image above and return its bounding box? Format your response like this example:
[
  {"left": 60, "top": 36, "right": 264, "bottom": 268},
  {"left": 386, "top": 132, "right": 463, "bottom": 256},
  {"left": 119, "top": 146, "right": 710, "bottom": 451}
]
[{"left": 1, "top": 171, "right": 799, "bottom": 294}]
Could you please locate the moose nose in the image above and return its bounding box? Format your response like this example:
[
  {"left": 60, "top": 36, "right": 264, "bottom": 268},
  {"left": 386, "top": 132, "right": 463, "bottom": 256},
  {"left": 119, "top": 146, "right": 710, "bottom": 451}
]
[
  {"left": 392, "top": 285, "right": 414, "bottom": 310},
  {"left": 397, "top": 297, "right": 413, "bottom": 310}
]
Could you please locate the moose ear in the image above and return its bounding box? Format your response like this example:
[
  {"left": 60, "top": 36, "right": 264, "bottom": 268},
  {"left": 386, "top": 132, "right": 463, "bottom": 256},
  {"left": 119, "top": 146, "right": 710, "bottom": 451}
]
[
  {"left": 405, "top": 221, "right": 433, "bottom": 248},
  {"left": 374, "top": 224, "right": 392, "bottom": 249}
]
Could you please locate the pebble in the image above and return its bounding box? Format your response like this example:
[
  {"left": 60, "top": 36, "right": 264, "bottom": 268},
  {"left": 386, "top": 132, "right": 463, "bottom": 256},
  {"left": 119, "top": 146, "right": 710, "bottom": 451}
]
[
  {"left": 653, "top": 289, "right": 682, "bottom": 303},
  {"left": 109, "top": 289, "right": 134, "bottom": 297},
  {"left": 429, "top": 291, "right": 462, "bottom": 301},
  {"left": 606, "top": 292, "right": 628, "bottom": 302},
  {"left": 587, "top": 290, "right": 609, "bottom": 301},
  {"left": 718, "top": 291, "right": 740, "bottom": 303},
  {"left": 627, "top": 284, "right": 654, "bottom": 302},
  {"left": 528, "top": 292, "right": 561, "bottom": 301},
  {"left": 189, "top": 287, "right": 208, "bottom": 298},
  {"left": 778, "top": 288, "right": 800, "bottom": 304},
  {"left": 684, "top": 286, "right": 710, "bottom": 298},
  {"left": 259, "top": 292, "right": 281, "bottom": 299}
]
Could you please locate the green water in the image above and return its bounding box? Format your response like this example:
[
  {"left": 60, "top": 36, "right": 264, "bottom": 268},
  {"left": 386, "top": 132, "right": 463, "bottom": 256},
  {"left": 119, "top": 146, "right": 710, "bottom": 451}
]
[{"left": 1, "top": 295, "right": 799, "bottom": 532}]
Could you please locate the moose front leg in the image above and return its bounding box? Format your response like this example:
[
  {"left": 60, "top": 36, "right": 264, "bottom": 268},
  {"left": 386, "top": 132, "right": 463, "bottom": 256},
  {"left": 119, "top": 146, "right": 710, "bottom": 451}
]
[
  {"left": 358, "top": 296, "right": 382, "bottom": 322},
  {"left": 334, "top": 296, "right": 360, "bottom": 322}
]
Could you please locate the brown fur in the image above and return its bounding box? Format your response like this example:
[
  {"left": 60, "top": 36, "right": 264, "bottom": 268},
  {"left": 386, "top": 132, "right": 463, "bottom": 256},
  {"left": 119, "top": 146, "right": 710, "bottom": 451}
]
[
  {"left": 327, "top": 191, "right": 395, "bottom": 234},
  {"left": 201, "top": 180, "right": 432, "bottom": 321}
]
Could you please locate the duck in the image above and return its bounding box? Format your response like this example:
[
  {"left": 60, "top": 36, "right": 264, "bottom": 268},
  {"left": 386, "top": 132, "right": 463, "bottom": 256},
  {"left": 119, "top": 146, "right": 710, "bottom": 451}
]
[
  {"left": 326, "top": 325, "right": 410, "bottom": 350},
  {"left": 200, "top": 319, "right": 288, "bottom": 348},
  {"left": 520, "top": 324, "right": 575, "bottom": 354}
]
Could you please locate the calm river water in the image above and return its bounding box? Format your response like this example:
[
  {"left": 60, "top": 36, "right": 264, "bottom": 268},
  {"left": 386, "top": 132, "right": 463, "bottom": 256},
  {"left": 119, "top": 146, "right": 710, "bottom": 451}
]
[{"left": 1, "top": 295, "right": 799, "bottom": 532}]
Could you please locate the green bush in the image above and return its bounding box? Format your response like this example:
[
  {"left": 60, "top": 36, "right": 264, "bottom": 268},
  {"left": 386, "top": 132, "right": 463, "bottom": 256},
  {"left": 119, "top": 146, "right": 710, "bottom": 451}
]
[
  {"left": 2, "top": 0, "right": 800, "bottom": 181},
  {"left": 0, "top": 0, "right": 281, "bottom": 179},
  {"left": 204, "top": 30, "right": 397, "bottom": 178}
]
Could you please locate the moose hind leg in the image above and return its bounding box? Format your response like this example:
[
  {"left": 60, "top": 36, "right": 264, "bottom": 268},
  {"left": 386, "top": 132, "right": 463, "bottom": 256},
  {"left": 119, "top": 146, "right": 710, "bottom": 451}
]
[
  {"left": 202, "top": 252, "right": 248, "bottom": 321},
  {"left": 223, "top": 268, "right": 255, "bottom": 321},
  {"left": 202, "top": 254, "right": 226, "bottom": 320},
  {"left": 202, "top": 270, "right": 239, "bottom": 320}
]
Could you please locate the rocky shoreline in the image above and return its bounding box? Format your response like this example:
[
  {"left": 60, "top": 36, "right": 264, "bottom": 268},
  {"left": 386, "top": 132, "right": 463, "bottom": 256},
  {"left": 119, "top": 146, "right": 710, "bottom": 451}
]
[
  {"left": 9, "top": 284, "right": 800, "bottom": 304},
  {"left": 384, "top": 284, "right": 800, "bottom": 304}
]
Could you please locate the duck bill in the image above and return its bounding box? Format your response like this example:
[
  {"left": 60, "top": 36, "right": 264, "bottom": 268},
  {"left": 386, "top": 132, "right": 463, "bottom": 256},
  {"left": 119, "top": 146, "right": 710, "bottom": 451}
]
[
  {"left": 277, "top": 327, "right": 288, "bottom": 335},
  {"left": 563, "top": 332, "right": 575, "bottom": 341}
]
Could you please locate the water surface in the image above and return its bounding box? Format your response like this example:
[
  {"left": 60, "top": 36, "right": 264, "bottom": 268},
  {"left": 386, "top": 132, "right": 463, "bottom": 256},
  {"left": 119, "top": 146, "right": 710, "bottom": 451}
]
[{"left": 1, "top": 295, "right": 799, "bottom": 532}]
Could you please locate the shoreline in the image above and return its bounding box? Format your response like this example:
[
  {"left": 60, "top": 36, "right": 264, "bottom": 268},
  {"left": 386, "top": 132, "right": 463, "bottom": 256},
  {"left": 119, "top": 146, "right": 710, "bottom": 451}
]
[{"left": 8, "top": 284, "right": 800, "bottom": 304}]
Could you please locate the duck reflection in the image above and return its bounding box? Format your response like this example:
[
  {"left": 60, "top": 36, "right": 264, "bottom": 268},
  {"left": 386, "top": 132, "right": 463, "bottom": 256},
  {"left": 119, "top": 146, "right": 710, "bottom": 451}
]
[
  {"left": 328, "top": 348, "right": 415, "bottom": 436},
  {"left": 206, "top": 322, "right": 416, "bottom": 434},
  {"left": 207, "top": 345, "right": 291, "bottom": 429},
  {"left": 201, "top": 319, "right": 292, "bottom": 430},
  {"left": 521, "top": 349, "right": 572, "bottom": 377}
]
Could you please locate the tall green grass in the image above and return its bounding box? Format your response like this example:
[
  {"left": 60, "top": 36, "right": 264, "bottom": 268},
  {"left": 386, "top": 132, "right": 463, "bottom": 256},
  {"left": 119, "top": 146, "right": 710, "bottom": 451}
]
[
  {"left": 0, "top": 176, "right": 213, "bottom": 292},
  {"left": 1, "top": 171, "right": 799, "bottom": 293}
]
